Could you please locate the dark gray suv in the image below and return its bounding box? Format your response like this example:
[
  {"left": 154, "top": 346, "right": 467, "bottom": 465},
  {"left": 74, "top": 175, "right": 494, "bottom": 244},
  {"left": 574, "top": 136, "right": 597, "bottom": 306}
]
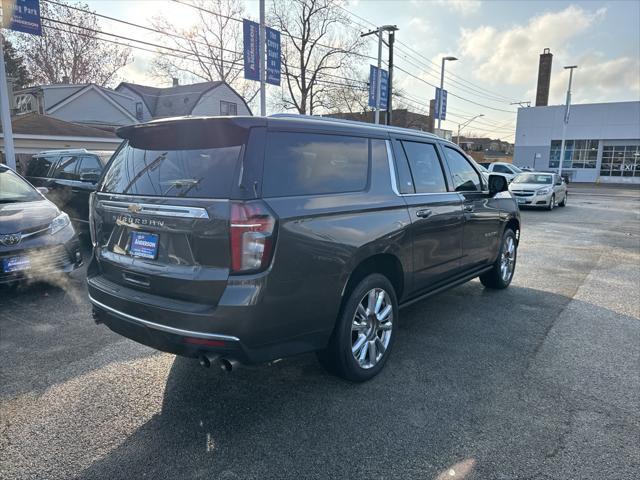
[{"left": 88, "top": 115, "right": 520, "bottom": 381}]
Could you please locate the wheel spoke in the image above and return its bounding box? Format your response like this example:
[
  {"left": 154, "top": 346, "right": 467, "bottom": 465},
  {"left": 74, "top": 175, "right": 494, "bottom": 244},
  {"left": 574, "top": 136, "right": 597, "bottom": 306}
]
[
  {"left": 379, "top": 321, "right": 393, "bottom": 331},
  {"left": 374, "top": 291, "right": 384, "bottom": 315},
  {"left": 376, "top": 304, "right": 392, "bottom": 322},
  {"left": 352, "top": 334, "right": 367, "bottom": 354},
  {"left": 352, "top": 320, "right": 367, "bottom": 332},
  {"left": 368, "top": 340, "right": 376, "bottom": 364},
  {"left": 356, "top": 303, "right": 367, "bottom": 320},
  {"left": 375, "top": 336, "right": 386, "bottom": 356},
  {"left": 367, "top": 290, "right": 376, "bottom": 314},
  {"left": 358, "top": 339, "right": 369, "bottom": 363}
]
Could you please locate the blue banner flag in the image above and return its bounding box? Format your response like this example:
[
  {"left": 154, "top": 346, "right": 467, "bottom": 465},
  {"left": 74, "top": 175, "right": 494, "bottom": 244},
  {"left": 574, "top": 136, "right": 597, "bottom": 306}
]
[
  {"left": 243, "top": 19, "right": 260, "bottom": 82},
  {"left": 265, "top": 27, "right": 281, "bottom": 86},
  {"left": 1, "top": 0, "right": 42, "bottom": 36},
  {"left": 368, "top": 65, "right": 389, "bottom": 109},
  {"left": 434, "top": 87, "right": 448, "bottom": 120}
]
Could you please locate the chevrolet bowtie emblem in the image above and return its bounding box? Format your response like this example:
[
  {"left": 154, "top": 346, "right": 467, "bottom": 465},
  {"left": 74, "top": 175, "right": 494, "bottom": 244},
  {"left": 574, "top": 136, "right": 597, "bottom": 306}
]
[{"left": 0, "top": 233, "right": 22, "bottom": 246}]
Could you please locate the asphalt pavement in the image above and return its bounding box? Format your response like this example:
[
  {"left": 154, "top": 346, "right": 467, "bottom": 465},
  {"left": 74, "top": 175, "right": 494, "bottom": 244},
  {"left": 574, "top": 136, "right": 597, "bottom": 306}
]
[{"left": 1, "top": 188, "right": 639, "bottom": 480}]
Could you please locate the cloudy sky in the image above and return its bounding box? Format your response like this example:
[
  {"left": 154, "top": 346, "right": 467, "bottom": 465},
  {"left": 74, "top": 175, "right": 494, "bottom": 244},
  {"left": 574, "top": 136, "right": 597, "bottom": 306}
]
[{"left": 86, "top": 0, "right": 640, "bottom": 140}]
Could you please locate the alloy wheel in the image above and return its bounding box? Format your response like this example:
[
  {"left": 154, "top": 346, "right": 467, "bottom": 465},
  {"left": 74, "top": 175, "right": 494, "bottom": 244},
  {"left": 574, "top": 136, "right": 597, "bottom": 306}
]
[
  {"left": 500, "top": 236, "right": 516, "bottom": 282},
  {"left": 351, "top": 288, "right": 393, "bottom": 369}
]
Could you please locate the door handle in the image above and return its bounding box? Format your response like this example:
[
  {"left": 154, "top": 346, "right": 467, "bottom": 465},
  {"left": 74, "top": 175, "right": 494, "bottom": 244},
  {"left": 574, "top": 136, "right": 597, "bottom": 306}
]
[
  {"left": 415, "top": 209, "right": 432, "bottom": 218},
  {"left": 464, "top": 204, "right": 474, "bottom": 212}
]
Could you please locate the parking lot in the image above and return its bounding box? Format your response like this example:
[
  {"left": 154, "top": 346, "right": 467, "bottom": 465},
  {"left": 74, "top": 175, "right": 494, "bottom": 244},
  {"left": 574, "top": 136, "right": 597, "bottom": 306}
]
[{"left": 1, "top": 186, "right": 638, "bottom": 480}]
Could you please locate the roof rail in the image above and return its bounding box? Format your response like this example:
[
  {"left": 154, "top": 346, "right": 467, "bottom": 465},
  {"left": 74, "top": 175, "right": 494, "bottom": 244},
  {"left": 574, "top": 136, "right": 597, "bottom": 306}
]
[
  {"left": 269, "top": 113, "right": 439, "bottom": 139},
  {"left": 36, "top": 148, "right": 89, "bottom": 155}
]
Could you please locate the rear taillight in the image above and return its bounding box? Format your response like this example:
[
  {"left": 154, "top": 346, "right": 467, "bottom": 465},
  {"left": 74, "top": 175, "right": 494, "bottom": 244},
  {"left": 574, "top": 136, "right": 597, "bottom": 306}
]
[{"left": 230, "top": 201, "right": 276, "bottom": 274}]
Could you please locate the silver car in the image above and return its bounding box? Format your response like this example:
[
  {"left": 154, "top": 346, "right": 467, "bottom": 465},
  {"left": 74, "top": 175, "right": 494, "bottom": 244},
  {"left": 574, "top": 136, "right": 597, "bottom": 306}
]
[{"left": 509, "top": 172, "right": 568, "bottom": 210}]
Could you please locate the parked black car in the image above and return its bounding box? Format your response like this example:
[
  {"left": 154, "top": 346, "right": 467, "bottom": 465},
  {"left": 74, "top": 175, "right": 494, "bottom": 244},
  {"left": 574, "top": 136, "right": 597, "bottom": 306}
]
[
  {"left": 25, "top": 149, "right": 109, "bottom": 231},
  {"left": 0, "top": 165, "right": 83, "bottom": 284},
  {"left": 88, "top": 115, "right": 520, "bottom": 381}
]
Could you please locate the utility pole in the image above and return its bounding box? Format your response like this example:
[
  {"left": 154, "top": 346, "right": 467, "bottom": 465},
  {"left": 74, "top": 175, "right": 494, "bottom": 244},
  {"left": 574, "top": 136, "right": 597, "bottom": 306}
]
[
  {"left": 456, "top": 114, "right": 484, "bottom": 145},
  {"left": 0, "top": 34, "right": 16, "bottom": 170},
  {"left": 259, "top": 0, "right": 266, "bottom": 116},
  {"left": 386, "top": 29, "right": 396, "bottom": 126},
  {"left": 361, "top": 25, "right": 397, "bottom": 125},
  {"left": 558, "top": 65, "right": 577, "bottom": 180},
  {"left": 437, "top": 56, "right": 457, "bottom": 130}
]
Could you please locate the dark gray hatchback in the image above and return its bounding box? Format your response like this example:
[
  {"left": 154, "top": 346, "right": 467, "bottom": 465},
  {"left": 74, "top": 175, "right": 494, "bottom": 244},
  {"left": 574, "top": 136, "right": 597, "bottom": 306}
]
[{"left": 88, "top": 115, "right": 520, "bottom": 381}]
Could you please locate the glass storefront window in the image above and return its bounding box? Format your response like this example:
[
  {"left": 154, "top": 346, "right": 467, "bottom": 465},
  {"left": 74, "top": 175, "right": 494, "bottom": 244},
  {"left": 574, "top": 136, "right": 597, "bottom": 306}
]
[{"left": 548, "top": 139, "right": 598, "bottom": 169}]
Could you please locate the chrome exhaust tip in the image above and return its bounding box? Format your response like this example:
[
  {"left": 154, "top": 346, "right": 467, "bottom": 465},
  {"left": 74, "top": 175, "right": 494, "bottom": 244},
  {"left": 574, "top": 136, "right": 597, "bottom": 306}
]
[
  {"left": 219, "top": 358, "right": 239, "bottom": 372},
  {"left": 199, "top": 353, "right": 220, "bottom": 368}
]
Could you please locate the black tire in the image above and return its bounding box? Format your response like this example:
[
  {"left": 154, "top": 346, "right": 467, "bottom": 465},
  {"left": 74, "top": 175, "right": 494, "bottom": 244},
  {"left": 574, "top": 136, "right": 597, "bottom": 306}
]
[
  {"left": 547, "top": 194, "right": 555, "bottom": 211},
  {"left": 317, "top": 273, "right": 398, "bottom": 382},
  {"left": 480, "top": 228, "right": 517, "bottom": 289},
  {"left": 559, "top": 192, "right": 567, "bottom": 207}
]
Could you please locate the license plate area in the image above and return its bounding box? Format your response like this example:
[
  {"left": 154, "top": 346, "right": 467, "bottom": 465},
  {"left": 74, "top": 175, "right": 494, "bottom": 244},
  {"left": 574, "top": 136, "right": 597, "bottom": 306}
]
[
  {"left": 128, "top": 232, "right": 159, "bottom": 260},
  {"left": 2, "top": 256, "right": 31, "bottom": 273},
  {"left": 517, "top": 198, "right": 526, "bottom": 204}
]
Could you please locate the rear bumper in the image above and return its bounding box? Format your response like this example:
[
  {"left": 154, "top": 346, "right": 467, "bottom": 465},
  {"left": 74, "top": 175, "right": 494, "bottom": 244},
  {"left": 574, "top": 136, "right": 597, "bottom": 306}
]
[{"left": 87, "top": 273, "right": 330, "bottom": 364}]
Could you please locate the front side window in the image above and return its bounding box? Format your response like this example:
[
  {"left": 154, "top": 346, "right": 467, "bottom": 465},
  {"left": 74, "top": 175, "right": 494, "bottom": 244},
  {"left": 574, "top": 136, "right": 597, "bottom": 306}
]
[
  {"left": 492, "top": 164, "right": 511, "bottom": 174},
  {"left": 220, "top": 101, "right": 238, "bottom": 116},
  {"left": 400, "top": 141, "right": 447, "bottom": 194},
  {"left": 78, "top": 155, "right": 102, "bottom": 175},
  {"left": 443, "top": 147, "right": 482, "bottom": 192},
  {"left": 0, "top": 169, "right": 41, "bottom": 202},
  {"left": 263, "top": 132, "right": 369, "bottom": 197},
  {"left": 54, "top": 156, "right": 80, "bottom": 180}
]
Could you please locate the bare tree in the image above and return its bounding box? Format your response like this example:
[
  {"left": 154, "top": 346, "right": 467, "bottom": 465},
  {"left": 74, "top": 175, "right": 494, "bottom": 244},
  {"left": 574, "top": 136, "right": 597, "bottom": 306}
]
[
  {"left": 11, "top": 0, "right": 131, "bottom": 86},
  {"left": 324, "top": 69, "right": 370, "bottom": 114},
  {"left": 270, "top": 0, "right": 364, "bottom": 115},
  {"left": 151, "top": 0, "right": 257, "bottom": 102}
]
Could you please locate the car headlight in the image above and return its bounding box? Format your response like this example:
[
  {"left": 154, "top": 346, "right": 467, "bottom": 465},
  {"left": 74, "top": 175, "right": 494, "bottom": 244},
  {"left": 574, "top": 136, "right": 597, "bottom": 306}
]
[
  {"left": 537, "top": 188, "right": 551, "bottom": 195},
  {"left": 50, "top": 212, "right": 70, "bottom": 235}
]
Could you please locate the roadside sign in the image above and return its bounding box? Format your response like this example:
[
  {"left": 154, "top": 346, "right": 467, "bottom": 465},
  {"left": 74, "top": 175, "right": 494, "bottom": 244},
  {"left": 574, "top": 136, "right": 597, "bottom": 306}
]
[
  {"left": 1, "top": 0, "right": 41, "bottom": 36},
  {"left": 434, "top": 87, "right": 448, "bottom": 120},
  {"left": 265, "top": 26, "right": 280, "bottom": 86},
  {"left": 243, "top": 19, "right": 260, "bottom": 82},
  {"left": 368, "top": 65, "right": 388, "bottom": 109}
]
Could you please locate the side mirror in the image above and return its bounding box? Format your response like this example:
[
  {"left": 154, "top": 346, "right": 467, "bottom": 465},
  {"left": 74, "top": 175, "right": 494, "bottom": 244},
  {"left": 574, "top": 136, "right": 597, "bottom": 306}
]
[
  {"left": 80, "top": 172, "right": 99, "bottom": 183},
  {"left": 36, "top": 186, "right": 49, "bottom": 196},
  {"left": 488, "top": 174, "right": 508, "bottom": 196}
]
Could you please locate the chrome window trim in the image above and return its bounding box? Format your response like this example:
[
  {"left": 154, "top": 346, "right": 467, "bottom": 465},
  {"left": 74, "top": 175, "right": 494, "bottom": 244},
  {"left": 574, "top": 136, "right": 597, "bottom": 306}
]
[
  {"left": 384, "top": 139, "right": 461, "bottom": 198},
  {"left": 88, "top": 295, "right": 240, "bottom": 342},
  {"left": 97, "top": 200, "right": 210, "bottom": 219}
]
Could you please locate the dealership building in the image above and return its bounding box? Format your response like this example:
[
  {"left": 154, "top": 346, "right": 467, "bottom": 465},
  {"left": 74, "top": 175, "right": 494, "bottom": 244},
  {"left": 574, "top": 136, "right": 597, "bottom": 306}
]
[{"left": 513, "top": 101, "right": 640, "bottom": 183}]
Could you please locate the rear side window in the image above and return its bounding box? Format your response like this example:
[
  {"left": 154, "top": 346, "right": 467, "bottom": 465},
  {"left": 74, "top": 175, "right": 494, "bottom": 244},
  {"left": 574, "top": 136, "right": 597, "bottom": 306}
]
[
  {"left": 100, "top": 143, "right": 242, "bottom": 198},
  {"left": 443, "top": 147, "right": 482, "bottom": 192},
  {"left": 401, "top": 141, "right": 447, "bottom": 193},
  {"left": 78, "top": 155, "right": 102, "bottom": 175},
  {"left": 26, "top": 156, "right": 55, "bottom": 177},
  {"left": 263, "top": 132, "right": 369, "bottom": 197},
  {"left": 492, "top": 164, "right": 511, "bottom": 174}
]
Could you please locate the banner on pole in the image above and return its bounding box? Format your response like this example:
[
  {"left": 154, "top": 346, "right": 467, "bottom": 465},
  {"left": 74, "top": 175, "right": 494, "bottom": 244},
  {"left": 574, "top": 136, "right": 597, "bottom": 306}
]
[
  {"left": 265, "top": 27, "right": 280, "bottom": 86},
  {"left": 243, "top": 19, "right": 260, "bottom": 81},
  {"left": 434, "top": 87, "right": 448, "bottom": 120},
  {"left": 368, "top": 65, "right": 388, "bottom": 109},
  {"left": 1, "top": 0, "right": 41, "bottom": 36}
]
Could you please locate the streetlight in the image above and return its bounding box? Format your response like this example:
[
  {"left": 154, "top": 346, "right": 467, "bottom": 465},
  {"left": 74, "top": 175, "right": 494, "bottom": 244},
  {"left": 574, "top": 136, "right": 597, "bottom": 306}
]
[
  {"left": 558, "top": 65, "right": 578, "bottom": 180},
  {"left": 438, "top": 56, "right": 458, "bottom": 130},
  {"left": 457, "top": 114, "right": 484, "bottom": 145}
]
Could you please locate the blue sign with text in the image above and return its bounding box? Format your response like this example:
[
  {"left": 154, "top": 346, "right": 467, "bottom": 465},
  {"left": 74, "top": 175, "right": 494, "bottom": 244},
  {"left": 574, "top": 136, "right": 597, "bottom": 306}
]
[
  {"left": 266, "top": 27, "right": 281, "bottom": 86},
  {"left": 2, "top": 0, "right": 41, "bottom": 36},
  {"left": 368, "top": 65, "right": 388, "bottom": 109},
  {"left": 243, "top": 19, "right": 260, "bottom": 81},
  {"left": 434, "top": 87, "right": 448, "bottom": 120}
]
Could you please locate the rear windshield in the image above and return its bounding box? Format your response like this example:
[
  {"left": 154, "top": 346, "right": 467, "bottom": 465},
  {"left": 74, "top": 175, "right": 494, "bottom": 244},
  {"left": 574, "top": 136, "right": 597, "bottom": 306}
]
[
  {"left": 513, "top": 173, "right": 552, "bottom": 184},
  {"left": 100, "top": 142, "right": 242, "bottom": 198}
]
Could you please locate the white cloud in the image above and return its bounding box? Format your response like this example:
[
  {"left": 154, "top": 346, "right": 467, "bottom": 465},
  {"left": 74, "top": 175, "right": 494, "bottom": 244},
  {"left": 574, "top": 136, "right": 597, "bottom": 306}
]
[
  {"left": 458, "top": 5, "right": 607, "bottom": 85},
  {"left": 407, "top": 17, "right": 431, "bottom": 34},
  {"left": 434, "top": 0, "right": 482, "bottom": 15}
]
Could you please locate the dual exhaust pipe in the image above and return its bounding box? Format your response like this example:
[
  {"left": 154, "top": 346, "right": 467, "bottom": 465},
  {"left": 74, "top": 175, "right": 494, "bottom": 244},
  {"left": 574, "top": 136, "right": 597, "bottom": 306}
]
[{"left": 199, "top": 353, "right": 239, "bottom": 372}]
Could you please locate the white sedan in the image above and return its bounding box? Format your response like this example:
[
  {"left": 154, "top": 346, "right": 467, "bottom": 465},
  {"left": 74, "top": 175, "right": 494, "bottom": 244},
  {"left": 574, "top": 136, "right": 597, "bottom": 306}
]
[{"left": 509, "top": 172, "right": 568, "bottom": 210}]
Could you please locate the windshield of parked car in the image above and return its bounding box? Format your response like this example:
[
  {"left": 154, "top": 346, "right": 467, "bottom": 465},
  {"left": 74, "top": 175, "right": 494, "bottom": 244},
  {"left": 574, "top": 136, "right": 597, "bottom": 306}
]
[
  {"left": 0, "top": 169, "right": 42, "bottom": 203},
  {"left": 512, "top": 173, "right": 552, "bottom": 184},
  {"left": 510, "top": 164, "right": 523, "bottom": 173}
]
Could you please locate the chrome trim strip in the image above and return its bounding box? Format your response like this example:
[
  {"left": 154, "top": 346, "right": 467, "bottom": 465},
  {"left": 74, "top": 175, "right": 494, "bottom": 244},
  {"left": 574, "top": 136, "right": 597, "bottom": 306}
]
[
  {"left": 88, "top": 294, "right": 240, "bottom": 342},
  {"left": 384, "top": 139, "right": 461, "bottom": 198},
  {"left": 98, "top": 201, "right": 210, "bottom": 219}
]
